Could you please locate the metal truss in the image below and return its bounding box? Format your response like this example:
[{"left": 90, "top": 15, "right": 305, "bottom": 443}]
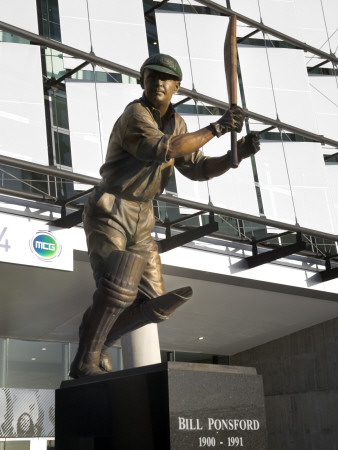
[{"left": 0, "top": 20, "right": 337, "bottom": 149}]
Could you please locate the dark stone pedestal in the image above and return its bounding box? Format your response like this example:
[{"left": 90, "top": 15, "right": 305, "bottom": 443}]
[{"left": 56, "top": 362, "right": 267, "bottom": 450}]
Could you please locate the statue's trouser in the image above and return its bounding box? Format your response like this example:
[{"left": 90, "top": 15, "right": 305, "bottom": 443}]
[
  {"left": 79, "top": 188, "right": 192, "bottom": 373},
  {"left": 69, "top": 250, "right": 146, "bottom": 378}
]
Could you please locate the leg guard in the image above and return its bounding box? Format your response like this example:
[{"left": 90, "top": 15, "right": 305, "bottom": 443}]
[
  {"left": 103, "top": 286, "right": 193, "bottom": 348},
  {"left": 78, "top": 306, "right": 114, "bottom": 372},
  {"left": 69, "top": 250, "right": 145, "bottom": 378}
]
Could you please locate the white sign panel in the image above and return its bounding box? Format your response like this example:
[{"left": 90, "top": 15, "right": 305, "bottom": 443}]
[{"left": 0, "top": 213, "right": 73, "bottom": 271}]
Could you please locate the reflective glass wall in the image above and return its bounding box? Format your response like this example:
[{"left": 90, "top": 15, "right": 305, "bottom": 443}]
[{"left": 0, "top": 338, "right": 123, "bottom": 389}]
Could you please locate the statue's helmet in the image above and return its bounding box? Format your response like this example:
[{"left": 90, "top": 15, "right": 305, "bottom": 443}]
[{"left": 140, "top": 53, "right": 182, "bottom": 81}]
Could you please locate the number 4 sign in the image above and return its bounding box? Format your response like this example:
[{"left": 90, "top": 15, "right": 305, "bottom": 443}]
[{"left": 0, "top": 227, "right": 10, "bottom": 252}]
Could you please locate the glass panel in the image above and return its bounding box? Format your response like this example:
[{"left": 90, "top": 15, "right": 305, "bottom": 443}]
[
  {"left": 309, "top": 75, "right": 338, "bottom": 141},
  {"left": 255, "top": 140, "right": 297, "bottom": 225},
  {"left": 239, "top": 46, "right": 317, "bottom": 131},
  {"left": 283, "top": 141, "right": 337, "bottom": 234},
  {"left": 65, "top": 81, "right": 102, "bottom": 179},
  {"left": 58, "top": 0, "right": 91, "bottom": 51},
  {"left": 44, "top": 49, "right": 66, "bottom": 80},
  {"left": 174, "top": 112, "right": 259, "bottom": 216},
  {"left": 259, "top": 0, "right": 302, "bottom": 40},
  {"left": 1, "top": 0, "right": 38, "bottom": 34},
  {"left": 66, "top": 82, "right": 143, "bottom": 180},
  {"left": 155, "top": 11, "right": 230, "bottom": 101},
  {"left": 40, "top": 0, "right": 61, "bottom": 40},
  {"left": 59, "top": 0, "right": 148, "bottom": 71},
  {"left": 55, "top": 178, "right": 76, "bottom": 199},
  {"left": 198, "top": 115, "right": 259, "bottom": 216},
  {"left": 7, "top": 340, "right": 64, "bottom": 389},
  {"left": 214, "top": 216, "right": 240, "bottom": 238},
  {"left": 241, "top": 221, "right": 267, "bottom": 240},
  {"left": 0, "top": 33, "right": 29, "bottom": 44},
  {"left": 0, "top": 44, "right": 48, "bottom": 165},
  {"left": 256, "top": 141, "right": 338, "bottom": 234},
  {"left": 95, "top": 83, "right": 143, "bottom": 150},
  {"left": 51, "top": 95, "right": 69, "bottom": 129},
  {"left": 53, "top": 132, "right": 71, "bottom": 167},
  {"left": 174, "top": 115, "right": 209, "bottom": 211},
  {"left": 222, "top": 0, "right": 261, "bottom": 21},
  {"left": 293, "top": 0, "right": 330, "bottom": 52},
  {"left": 326, "top": 163, "right": 338, "bottom": 229},
  {"left": 87, "top": 0, "right": 149, "bottom": 71}
]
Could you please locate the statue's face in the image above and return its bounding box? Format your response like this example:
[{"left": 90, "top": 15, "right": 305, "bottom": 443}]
[{"left": 142, "top": 68, "right": 180, "bottom": 111}]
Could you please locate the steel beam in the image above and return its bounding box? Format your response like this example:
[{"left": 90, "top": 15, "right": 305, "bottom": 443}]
[
  {"left": 320, "top": 266, "right": 338, "bottom": 282},
  {"left": 158, "top": 221, "right": 219, "bottom": 253},
  {"left": 245, "top": 240, "right": 307, "bottom": 269},
  {"left": 53, "top": 207, "right": 84, "bottom": 228}
]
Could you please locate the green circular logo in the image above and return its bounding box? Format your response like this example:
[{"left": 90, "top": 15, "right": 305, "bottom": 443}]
[{"left": 30, "top": 231, "right": 61, "bottom": 261}]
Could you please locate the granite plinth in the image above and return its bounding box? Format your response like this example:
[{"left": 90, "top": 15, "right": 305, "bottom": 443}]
[{"left": 56, "top": 362, "right": 267, "bottom": 450}]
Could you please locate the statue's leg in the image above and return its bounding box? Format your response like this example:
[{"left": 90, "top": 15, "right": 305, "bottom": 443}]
[
  {"left": 103, "top": 206, "right": 193, "bottom": 348},
  {"left": 103, "top": 286, "right": 193, "bottom": 348},
  {"left": 78, "top": 306, "right": 114, "bottom": 372},
  {"left": 69, "top": 250, "right": 145, "bottom": 378},
  {"left": 78, "top": 189, "right": 129, "bottom": 373}
]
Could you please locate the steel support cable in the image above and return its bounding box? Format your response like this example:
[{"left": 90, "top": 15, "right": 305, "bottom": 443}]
[{"left": 0, "top": 20, "right": 337, "bottom": 148}]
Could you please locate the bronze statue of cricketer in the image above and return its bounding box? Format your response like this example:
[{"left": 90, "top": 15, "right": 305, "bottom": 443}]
[{"left": 70, "top": 54, "right": 260, "bottom": 378}]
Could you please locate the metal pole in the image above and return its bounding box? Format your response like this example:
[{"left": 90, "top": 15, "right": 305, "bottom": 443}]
[
  {"left": 0, "top": 338, "right": 8, "bottom": 387},
  {"left": 62, "top": 343, "right": 70, "bottom": 380}
]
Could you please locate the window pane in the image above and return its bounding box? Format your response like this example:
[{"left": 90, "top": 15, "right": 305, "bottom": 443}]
[
  {"left": 0, "top": 166, "right": 49, "bottom": 196},
  {"left": 7, "top": 340, "right": 64, "bottom": 389},
  {"left": 52, "top": 95, "right": 69, "bottom": 129},
  {"left": 54, "top": 132, "right": 71, "bottom": 167}
]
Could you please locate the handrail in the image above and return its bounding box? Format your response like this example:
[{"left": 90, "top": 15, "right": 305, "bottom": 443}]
[{"left": 1, "top": 154, "right": 337, "bottom": 242}]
